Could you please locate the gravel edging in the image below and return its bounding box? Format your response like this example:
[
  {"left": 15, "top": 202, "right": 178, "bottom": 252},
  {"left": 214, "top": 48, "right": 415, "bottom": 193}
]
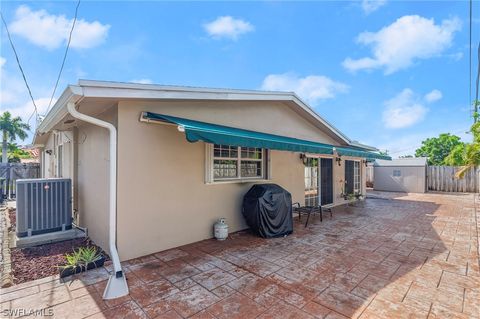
[{"left": 0, "top": 206, "right": 14, "bottom": 287}]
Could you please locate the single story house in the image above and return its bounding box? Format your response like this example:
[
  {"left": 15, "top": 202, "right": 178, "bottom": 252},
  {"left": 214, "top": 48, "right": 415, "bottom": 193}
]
[
  {"left": 33, "top": 80, "right": 388, "bottom": 297},
  {"left": 373, "top": 158, "right": 428, "bottom": 193}
]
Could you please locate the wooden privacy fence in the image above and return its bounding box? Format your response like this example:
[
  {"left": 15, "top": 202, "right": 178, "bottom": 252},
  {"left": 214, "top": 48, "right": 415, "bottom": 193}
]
[
  {"left": 427, "top": 166, "right": 479, "bottom": 193},
  {"left": 0, "top": 163, "right": 40, "bottom": 200}
]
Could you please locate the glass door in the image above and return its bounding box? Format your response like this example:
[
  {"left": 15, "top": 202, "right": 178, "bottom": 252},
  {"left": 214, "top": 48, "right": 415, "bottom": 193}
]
[
  {"left": 320, "top": 158, "right": 333, "bottom": 205},
  {"left": 304, "top": 158, "right": 318, "bottom": 206}
]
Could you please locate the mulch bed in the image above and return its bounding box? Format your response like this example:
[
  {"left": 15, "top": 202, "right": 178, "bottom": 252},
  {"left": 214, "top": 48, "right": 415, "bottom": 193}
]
[{"left": 11, "top": 238, "right": 107, "bottom": 284}]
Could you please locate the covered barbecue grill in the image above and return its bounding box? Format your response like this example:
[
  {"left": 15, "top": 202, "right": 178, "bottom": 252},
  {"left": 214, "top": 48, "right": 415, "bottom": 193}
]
[{"left": 242, "top": 184, "right": 293, "bottom": 238}]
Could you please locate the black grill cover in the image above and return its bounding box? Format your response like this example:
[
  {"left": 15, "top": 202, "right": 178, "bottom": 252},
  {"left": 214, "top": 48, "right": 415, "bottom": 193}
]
[{"left": 242, "top": 184, "right": 293, "bottom": 238}]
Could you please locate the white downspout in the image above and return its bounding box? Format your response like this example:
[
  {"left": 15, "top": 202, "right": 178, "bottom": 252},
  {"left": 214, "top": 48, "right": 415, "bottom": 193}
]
[{"left": 66, "top": 102, "right": 128, "bottom": 299}]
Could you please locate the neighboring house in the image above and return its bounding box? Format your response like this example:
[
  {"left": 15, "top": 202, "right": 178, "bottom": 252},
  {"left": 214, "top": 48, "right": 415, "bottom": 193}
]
[
  {"left": 33, "top": 80, "right": 389, "bottom": 264},
  {"left": 20, "top": 147, "right": 40, "bottom": 163},
  {"left": 373, "top": 158, "right": 428, "bottom": 193}
]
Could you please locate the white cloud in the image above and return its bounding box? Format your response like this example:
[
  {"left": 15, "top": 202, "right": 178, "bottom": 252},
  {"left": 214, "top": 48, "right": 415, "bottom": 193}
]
[
  {"left": 131, "top": 79, "right": 153, "bottom": 84},
  {"left": 0, "top": 57, "right": 5, "bottom": 69},
  {"left": 260, "top": 73, "right": 349, "bottom": 105},
  {"left": 377, "top": 127, "right": 471, "bottom": 158},
  {"left": 7, "top": 97, "right": 55, "bottom": 128},
  {"left": 424, "top": 89, "right": 442, "bottom": 103},
  {"left": 361, "top": 0, "right": 387, "bottom": 14},
  {"left": 204, "top": 16, "right": 254, "bottom": 40},
  {"left": 382, "top": 89, "right": 428, "bottom": 129},
  {"left": 9, "top": 5, "right": 110, "bottom": 50},
  {"left": 343, "top": 15, "right": 461, "bottom": 74},
  {"left": 0, "top": 63, "right": 51, "bottom": 127}
]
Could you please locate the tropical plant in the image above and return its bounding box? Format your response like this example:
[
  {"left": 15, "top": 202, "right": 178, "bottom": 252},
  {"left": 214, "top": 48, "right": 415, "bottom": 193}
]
[
  {"left": 444, "top": 144, "right": 466, "bottom": 166},
  {"left": 58, "top": 249, "right": 83, "bottom": 272},
  {"left": 454, "top": 120, "right": 480, "bottom": 178},
  {"left": 0, "top": 112, "right": 30, "bottom": 163},
  {"left": 77, "top": 246, "right": 101, "bottom": 265},
  {"left": 7, "top": 143, "right": 31, "bottom": 163},
  {"left": 58, "top": 246, "right": 102, "bottom": 274},
  {"left": 415, "top": 133, "right": 464, "bottom": 165}
]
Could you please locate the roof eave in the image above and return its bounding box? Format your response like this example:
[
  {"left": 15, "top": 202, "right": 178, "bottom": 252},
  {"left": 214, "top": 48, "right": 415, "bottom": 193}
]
[
  {"left": 36, "top": 85, "right": 83, "bottom": 135},
  {"left": 289, "top": 94, "right": 351, "bottom": 145},
  {"left": 35, "top": 80, "right": 360, "bottom": 148}
]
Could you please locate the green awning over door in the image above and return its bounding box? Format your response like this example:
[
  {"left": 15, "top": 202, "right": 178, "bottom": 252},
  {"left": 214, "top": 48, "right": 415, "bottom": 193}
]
[{"left": 141, "top": 112, "right": 391, "bottom": 160}]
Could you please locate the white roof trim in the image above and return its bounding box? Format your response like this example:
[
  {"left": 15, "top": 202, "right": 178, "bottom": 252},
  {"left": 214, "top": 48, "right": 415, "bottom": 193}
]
[{"left": 36, "top": 80, "right": 372, "bottom": 148}]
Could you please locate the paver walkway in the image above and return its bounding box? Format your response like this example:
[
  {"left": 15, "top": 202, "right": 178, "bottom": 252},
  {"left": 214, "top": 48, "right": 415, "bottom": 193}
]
[{"left": 1, "top": 192, "right": 479, "bottom": 318}]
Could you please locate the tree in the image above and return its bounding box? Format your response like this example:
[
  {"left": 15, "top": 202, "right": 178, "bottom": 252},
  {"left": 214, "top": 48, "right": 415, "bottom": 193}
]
[
  {"left": 399, "top": 155, "right": 414, "bottom": 158},
  {"left": 444, "top": 144, "right": 466, "bottom": 166},
  {"left": 415, "top": 133, "right": 464, "bottom": 165},
  {"left": 0, "top": 112, "right": 30, "bottom": 163},
  {"left": 7, "top": 143, "right": 31, "bottom": 163},
  {"left": 454, "top": 121, "right": 480, "bottom": 178}
]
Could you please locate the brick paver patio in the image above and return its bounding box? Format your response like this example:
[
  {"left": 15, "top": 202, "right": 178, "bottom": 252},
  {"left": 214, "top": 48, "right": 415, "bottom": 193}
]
[{"left": 1, "top": 192, "right": 479, "bottom": 318}]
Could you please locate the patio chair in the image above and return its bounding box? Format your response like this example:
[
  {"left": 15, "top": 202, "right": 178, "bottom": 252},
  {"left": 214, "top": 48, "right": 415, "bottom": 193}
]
[{"left": 292, "top": 202, "right": 332, "bottom": 227}]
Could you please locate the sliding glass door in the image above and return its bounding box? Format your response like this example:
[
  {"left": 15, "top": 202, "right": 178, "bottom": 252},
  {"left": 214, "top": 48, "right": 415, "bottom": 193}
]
[{"left": 304, "top": 157, "right": 333, "bottom": 206}]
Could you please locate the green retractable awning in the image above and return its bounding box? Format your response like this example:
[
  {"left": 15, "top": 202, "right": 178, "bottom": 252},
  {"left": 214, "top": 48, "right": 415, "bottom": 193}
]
[{"left": 141, "top": 112, "right": 391, "bottom": 160}]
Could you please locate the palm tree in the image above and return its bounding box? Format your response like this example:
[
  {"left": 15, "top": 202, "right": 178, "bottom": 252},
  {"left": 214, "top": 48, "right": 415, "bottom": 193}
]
[
  {"left": 0, "top": 112, "right": 30, "bottom": 163},
  {"left": 455, "top": 121, "right": 480, "bottom": 178}
]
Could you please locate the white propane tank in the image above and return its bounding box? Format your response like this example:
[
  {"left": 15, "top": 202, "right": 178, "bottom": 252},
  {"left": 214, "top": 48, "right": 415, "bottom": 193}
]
[{"left": 214, "top": 218, "right": 228, "bottom": 240}]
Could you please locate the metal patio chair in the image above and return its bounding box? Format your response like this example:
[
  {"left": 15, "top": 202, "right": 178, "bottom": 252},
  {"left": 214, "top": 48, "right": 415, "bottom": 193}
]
[{"left": 292, "top": 202, "right": 332, "bottom": 227}]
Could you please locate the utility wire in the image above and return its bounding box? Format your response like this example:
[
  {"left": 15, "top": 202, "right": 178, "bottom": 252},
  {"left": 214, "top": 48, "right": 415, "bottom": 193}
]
[
  {"left": 0, "top": 11, "right": 38, "bottom": 126},
  {"left": 470, "top": 0, "right": 473, "bottom": 120},
  {"left": 45, "top": 0, "right": 81, "bottom": 115},
  {"left": 475, "top": 41, "right": 480, "bottom": 120}
]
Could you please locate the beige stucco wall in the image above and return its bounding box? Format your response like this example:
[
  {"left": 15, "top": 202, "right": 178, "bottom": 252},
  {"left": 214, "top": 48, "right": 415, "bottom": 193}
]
[
  {"left": 120, "top": 100, "right": 341, "bottom": 145},
  {"left": 333, "top": 156, "right": 367, "bottom": 205},
  {"left": 74, "top": 107, "right": 117, "bottom": 254},
  {"left": 40, "top": 106, "right": 116, "bottom": 255},
  {"left": 38, "top": 99, "right": 368, "bottom": 262},
  {"left": 116, "top": 101, "right": 313, "bottom": 261}
]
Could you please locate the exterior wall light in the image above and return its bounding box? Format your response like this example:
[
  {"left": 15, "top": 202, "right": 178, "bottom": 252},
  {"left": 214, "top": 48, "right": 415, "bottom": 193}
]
[
  {"left": 336, "top": 157, "right": 342, "bottom": 166},
  {"left": 299, "top": 153, "right": 308, "bottom": 165}
]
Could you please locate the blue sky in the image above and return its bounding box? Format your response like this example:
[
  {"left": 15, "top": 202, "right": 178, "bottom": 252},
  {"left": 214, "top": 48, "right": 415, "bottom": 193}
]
[{"left": 1, "top": 0, "right": 479, "bottom": 157}]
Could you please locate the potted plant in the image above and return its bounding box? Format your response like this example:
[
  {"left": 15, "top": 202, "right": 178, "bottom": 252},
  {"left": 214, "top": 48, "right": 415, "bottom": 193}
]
[
  {"left": 58, "top": 246, "right": 105, "bottom": 278},
  {"left": 354, "top": 193, "right": 364, "bottom": 200}
]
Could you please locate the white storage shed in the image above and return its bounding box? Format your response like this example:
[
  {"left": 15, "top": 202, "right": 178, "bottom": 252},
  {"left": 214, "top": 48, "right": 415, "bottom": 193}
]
[{"left": 373, "top": 158, "right": 428, "bottom": 193}]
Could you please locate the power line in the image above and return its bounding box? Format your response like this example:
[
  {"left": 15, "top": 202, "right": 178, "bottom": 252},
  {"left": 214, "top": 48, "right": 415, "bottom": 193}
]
[
  {"left": 469, "top": 0, "right": 472, "bottom": 119},
  {"left": 0, "top": 11, "right": 38, "bottom": 126},
  {"left": 45, "top": 0, "right": 81, "bottom": 115},
  {"left": 475, "top": 41, "right": 480, "bottom": 121}
]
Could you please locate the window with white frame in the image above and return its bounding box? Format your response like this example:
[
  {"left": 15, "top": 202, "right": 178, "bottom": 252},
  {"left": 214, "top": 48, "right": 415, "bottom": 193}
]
[
  {"left": 353, "top": 161, "right": 360, "bottom": 193},
  {"left": 208, "top": 144, "right": 267, "bottom": 182}
]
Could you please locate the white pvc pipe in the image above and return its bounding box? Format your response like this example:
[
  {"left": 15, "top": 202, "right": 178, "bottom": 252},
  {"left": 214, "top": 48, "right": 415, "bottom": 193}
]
[{"left": 66, "top": 102, "right": 123, "bottom": 279}]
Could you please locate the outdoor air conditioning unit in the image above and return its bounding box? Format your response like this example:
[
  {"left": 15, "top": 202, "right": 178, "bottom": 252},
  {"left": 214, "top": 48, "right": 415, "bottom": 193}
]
[{"left": 16, "top": 178, "right": 72, "bottom": 238}]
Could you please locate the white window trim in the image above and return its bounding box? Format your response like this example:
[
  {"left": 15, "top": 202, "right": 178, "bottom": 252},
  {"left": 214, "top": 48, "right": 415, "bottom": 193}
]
[
  {"left": 205, "top": 144, "right": 270, "bottom": 184},
  {"left": 353, "top": 160, "right": 360, "bottom": 194}
]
